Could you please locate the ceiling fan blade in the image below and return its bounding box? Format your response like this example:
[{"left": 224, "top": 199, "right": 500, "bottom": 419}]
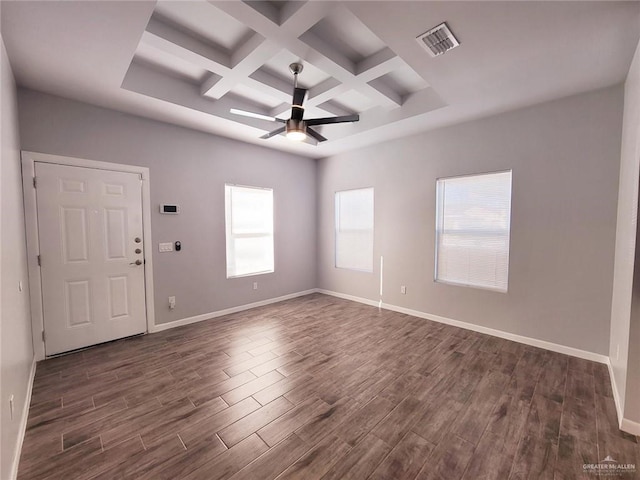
[
  {"left": 260, "top": 126, "right": 286, "bottom": 139},
  {"left": 292, "top": 87, "right": 307, "bottom": 107},
  {"left": 306, "top": 127, "right": 327, "bottom": 143},
  {"left": 230, "top": 109, "right": 285, "bottom": 123},
  {"left": 306, "top": 114, "right": 359, "bottom": 126}
]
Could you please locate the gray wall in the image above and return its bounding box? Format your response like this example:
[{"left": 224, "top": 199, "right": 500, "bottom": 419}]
[
  {"left": 1, "top": 30, "right": 34, "bottom": 480},
  {"left": 17, "top": 89, "right": 317, "bottom": 326},
  {"left": 612, "top": 37, "right": 640, "bottom": 425},
  {"left": 317, "top": 86, "right": 623, "bottom": 356}
]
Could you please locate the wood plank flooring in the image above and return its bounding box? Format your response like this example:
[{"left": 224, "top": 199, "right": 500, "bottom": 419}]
[{"left": 18, "top": 293, "right": 639, "bottom": 479}]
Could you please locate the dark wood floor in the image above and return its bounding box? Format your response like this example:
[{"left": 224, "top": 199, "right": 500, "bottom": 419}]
[{"left": 18, "top": 293, "right": 639, "bottom": 480}]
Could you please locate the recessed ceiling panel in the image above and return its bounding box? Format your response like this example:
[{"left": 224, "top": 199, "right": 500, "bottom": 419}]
[
  {"left": 375, "top": 65, "right": 429, "bottom": 99},
  {"left": 154, "top": 1, "right": 253, "bottom": 53},
  {"left": 243, "top": 1, "right": 301, "bottom": 25},
  {"left": 305, "top": 8, "right": 387, "bottom": 64},
  {"left": 133, "top": 42, "right": 208, "bottom": 85},
  {"left": 331, "top": 89, "right": 376, "bottom": 113}
]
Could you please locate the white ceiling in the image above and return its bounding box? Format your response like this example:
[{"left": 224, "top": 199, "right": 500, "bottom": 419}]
[{"left": 2, "top": 1, "right": 639, "bottom": 159}]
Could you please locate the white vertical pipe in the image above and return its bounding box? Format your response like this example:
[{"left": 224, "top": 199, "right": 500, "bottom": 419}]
[{"left": 379, "top": 255, "right": 384, "bottom": 309}]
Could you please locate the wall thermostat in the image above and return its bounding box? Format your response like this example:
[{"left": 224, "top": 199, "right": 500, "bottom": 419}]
[{"left": 160, "top": 204, "right": 180, "bottom": 214}]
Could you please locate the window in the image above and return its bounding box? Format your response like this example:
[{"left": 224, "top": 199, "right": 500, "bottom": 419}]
[
  {"left": 225, "top": 184, "right": 274, "bottom": 278},
  {"left": 435, "top": 171, "right": 512, "bottom": 292},
  {"left": 335, "top": 187, "right": 374, "bottom": 272}
]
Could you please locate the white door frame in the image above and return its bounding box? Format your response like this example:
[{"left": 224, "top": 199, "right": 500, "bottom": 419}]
[{"left": 21, "top": 151, "right": 155, "bottom": 360}]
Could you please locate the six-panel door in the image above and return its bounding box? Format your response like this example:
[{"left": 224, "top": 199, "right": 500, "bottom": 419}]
[{"left": 35, "top": 162, "right": 147, "bottom": 355}]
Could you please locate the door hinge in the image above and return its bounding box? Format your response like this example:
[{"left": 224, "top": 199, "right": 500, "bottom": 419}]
[
  {"left": 41, "top": 330, "right": 45, "bottom": 342},
  {"left": 37, "top": 255, "right": 41, "bottom": 266},
  {"left": 33, "top": 177, "right": 37, "bottom": 188}
]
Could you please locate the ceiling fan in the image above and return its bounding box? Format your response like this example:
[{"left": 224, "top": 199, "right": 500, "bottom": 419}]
[{"left": 230, "top": 62, "right": 359, "bottom": 144}]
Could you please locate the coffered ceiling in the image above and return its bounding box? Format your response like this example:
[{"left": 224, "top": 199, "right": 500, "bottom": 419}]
[{"left": 2, "top": 1, "right": 639, "bottom": 158}]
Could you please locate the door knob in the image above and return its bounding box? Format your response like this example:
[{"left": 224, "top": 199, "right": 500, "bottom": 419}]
[{"left": 130, "top": 259, "right": 142, "bottom": 266}]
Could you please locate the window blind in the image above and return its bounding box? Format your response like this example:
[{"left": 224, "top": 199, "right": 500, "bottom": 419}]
[
  {"left": 435, "top": 171, "right": 512, "bottom": 292},
  {"left": 335, "top": 187, "right": 374, "bottom": 272},
  {"left": 225, "top": 184, "right": 274, "bottom": 278}
]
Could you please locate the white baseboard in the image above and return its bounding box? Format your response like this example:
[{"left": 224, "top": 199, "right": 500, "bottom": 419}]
[
  {"left": 315, "top": 289, "right": 380, "bottom": 308},
  {"left": 606, "top": 359, "right": 640, "bottom": 436},
  {"left": 10, "top": 356, "right": 37, "bottom": 480},
  {"left": 620, "top": 417, "right": 640, "bottom": 436},
  {"left": 607, "top": 359, "right": 624, "bottom": 427},
  {"left": 318, "top": 289, "right": 609, "bottom": 365},
  {"left": 150, "top": 289, "right": 317, "bottom": 333}
]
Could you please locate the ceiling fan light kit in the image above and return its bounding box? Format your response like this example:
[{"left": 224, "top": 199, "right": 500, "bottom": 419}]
[
  {"left": 231, "top": 62, "right": 359, "bottom": 145},
  {"left": 285, "top": 118, "right": 307, "bottom": 141}
]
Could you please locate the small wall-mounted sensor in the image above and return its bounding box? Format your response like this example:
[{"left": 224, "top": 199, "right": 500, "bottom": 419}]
[{"left": 160, "top": 204, "right": 180, "bottom": 214}]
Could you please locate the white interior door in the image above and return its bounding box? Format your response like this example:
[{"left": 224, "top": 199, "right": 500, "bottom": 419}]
[{"left": 35, "top": 162, "right": 147, "bottom": 355}]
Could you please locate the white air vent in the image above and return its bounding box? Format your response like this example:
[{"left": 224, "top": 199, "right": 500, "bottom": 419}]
[{"left": 416, "top": 22, "right": 460, "bottom": 57}]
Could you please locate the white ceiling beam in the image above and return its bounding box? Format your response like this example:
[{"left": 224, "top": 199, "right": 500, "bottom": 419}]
[
  {"left": 356, "top": 48, "right": 406, "bottom": 82},
  {"left": 269, "top": 102, "right": 291, "bottom": 118},
  {"left": 300, "top": 52, "right": 405, "bottom": 111},
  {"left": 210, "top": 1, "right": 402, "bottom": 109},
  {"left": 303, "top": 48, "right": 402, "bottom": 109},
  {"left": 142, "top": 25, "right": 289, "bottom": 104},
  {"left": 202, "top": 34, "right": 281, "bottom": 100},
  {"left": 278, "top": 2, "right": 307, "bottom": 26},
  {"left": 296, "top": 33, "right": 403, "bottom": 108},
  {"left": 308, "top": 77, "right": 344, "bottom": 104},
  {"left": 314, "top": 101, "right": 354, "bottom": 117},
  {"left": 123, "top": 61, "right": 279, "bottom": 131},
  {"left": 200, "top": 73, "right": 221, "bottom": 97},
  {"left": 231, "top": 31, "right": 266, "bottom": 68}
]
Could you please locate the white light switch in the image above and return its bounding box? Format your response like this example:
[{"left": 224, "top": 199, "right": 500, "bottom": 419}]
[{"left": 159, "top": 242, "right": 174, "bottom": 253}]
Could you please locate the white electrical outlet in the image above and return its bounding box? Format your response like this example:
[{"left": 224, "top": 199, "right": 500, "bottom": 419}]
[
  {"left": 400, "top": 286, "right": 407, "bottom": 294},
  {"left": 9, "top": 395, "right": 14, "bottom": 420},
  {"left": 168, "top": 296, "right": 176, "bottom": 310},
  {"left": 253, "top": 282, "right": 258, "bottom": 290}
]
